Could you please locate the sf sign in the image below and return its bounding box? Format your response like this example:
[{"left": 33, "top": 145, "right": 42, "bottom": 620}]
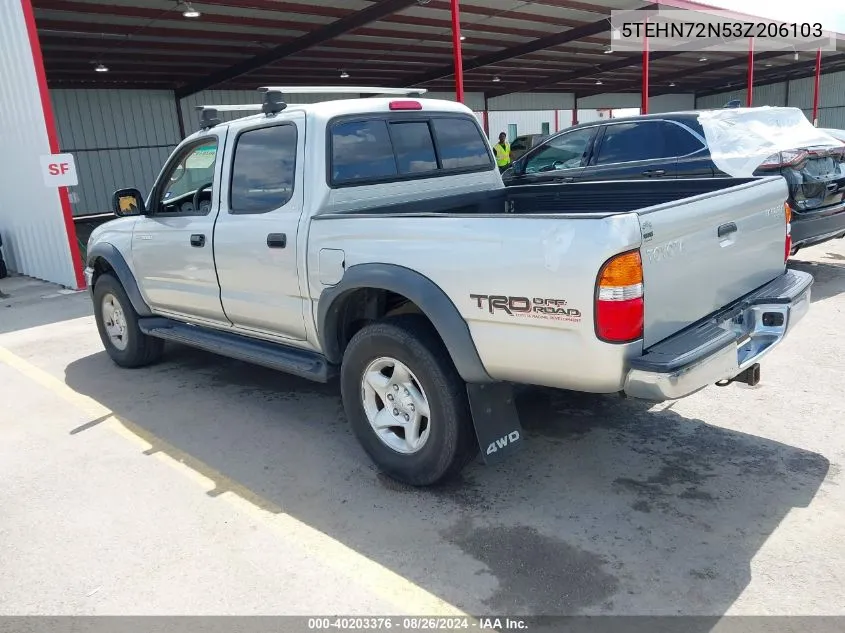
[{"left": 40, "top": 153, "right": 78, "bottom": 187}]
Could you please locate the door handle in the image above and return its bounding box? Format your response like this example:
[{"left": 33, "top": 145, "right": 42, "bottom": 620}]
[
  {"left": 642, "top": 169, "right": 666, "bottom": 177},
  {"left": 267, "top": 233, "right": 287, "bottom": 249},
  {"left": 718, "top": 222, "right": 738, "bottom": 238},
  {"left": 190, "top": 234, "right": 205, "bottom": 247},
  {"left": 554, "top": 177, "right": 575, "bottom": 183}
]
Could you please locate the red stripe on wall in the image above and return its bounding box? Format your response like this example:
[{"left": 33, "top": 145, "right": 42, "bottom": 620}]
[{"left": 21, "top": 0, "right": 86, "bottom": 290}]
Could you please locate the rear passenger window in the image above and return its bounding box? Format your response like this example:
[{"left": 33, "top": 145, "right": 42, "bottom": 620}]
[
  {"left": 389, "top": 121, "right": 438, "bottom": 174},
  {"left": 329, "top": 115, "right": 492, "bottom": 187},
  {"left": 431, "top": 118, "right": 492, "bottom": 169},
  {"left": 230, "top": 124, "right": 297, "bottom": 214},
  {"left": 663, "top": 122, "right": 706, "bottom": 156},
  {"left": 595, "top": 122, "right": 670, "bottom": 164},
  {"left": 331, "top": 120, "right": 398, "bottom": 183}
]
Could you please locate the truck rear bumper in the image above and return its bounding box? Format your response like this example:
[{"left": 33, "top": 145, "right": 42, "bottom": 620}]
[{"left": 624, "top": 269, "right": 812, "bottom": 401}]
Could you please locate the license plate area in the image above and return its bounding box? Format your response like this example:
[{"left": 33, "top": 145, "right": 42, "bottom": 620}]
[{"left": 723, "top": 304, "right": 790, "bottom": 369}]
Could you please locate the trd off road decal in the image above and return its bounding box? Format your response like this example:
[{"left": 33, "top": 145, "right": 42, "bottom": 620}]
[{"left": 470, "top": 294, "right": 582, "bottom": 323}]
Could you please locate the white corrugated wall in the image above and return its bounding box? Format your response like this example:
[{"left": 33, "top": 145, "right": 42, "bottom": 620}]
[
  {"left": 0, "top": 0, "right": 78, "bottom": 287},
  {"left": 695, "top": 70, "right": 845, "bottom": 128},
  {"left": 51, "top": 89, "right": 181, "bottom": 216},
  {"left": 488, "top": 111, "right": 559, "bottom": 139}
]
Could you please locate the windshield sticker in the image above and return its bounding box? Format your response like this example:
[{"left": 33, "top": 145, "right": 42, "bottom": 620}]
[{"left": 186, "top": 145, "right": 217, "bottom": 169}]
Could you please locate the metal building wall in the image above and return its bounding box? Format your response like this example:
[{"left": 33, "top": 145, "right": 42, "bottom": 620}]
[
  {"left": 51, "top": 89, "right": 181, "bottom": 216},
  {"left": 489, "top": 93, "right": 574, "bottom": 111},
  {"left": 488, "top": 110, "right": 558, "bottom": 138},
  {"left": 649, "top": 93, "right": 696, "bottom": 113},
  {"left": 422, "top": 91, "right": 485, "bottom": 111},
  {"left": 0, "top": 0, "right": 78, "bottom": 287},
  {"left": 695, "top": 70, "right": 845, "bottom": 128}
]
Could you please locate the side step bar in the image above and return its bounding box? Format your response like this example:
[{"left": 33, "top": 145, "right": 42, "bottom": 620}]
[{"left": 138, "top": 317, "right": 334, "bottom": 383}]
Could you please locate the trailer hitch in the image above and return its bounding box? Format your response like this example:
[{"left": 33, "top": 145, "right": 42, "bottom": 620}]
[{"left": 716, "top": 363, "right": 761, "bottom": 388}]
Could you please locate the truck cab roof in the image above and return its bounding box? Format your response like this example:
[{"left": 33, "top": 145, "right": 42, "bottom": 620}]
[{"left": 187, "top": 96, "right": 476, "bottom": 141}]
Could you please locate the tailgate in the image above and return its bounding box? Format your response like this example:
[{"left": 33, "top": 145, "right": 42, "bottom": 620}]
[{"left": 639, "top": 177, "right": 788, "bottom": 347}]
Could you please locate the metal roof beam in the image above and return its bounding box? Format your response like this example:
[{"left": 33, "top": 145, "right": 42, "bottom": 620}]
[
  {"left": 407, "top": 6, "right": 659, "bottom": 88},
  {"left": 691, "top": 53, "right": 845, "bottom": 97},
  {"left": 175, "top": 0, "right": 418, "bottom": 98},
  {"left": 489, "top": 50, "right": 686, "bottom": 97},
  {"left": 572, "top": 51, "right": 791, "bottom": 97}
]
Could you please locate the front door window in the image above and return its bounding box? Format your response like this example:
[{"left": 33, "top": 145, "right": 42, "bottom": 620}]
[{"left": 158, "top": 140, "right": 219, "bottom": 214}]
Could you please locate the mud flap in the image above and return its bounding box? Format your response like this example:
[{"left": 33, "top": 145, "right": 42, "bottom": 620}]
[{"left": 466, "top": 383, "right": 523, "bottom": 465}]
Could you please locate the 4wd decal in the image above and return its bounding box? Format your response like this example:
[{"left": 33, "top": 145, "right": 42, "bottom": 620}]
[
  {"left": 470, "top": 294, "right": 582, "bottom": 322},
  {"left": 486, "top": 430, "right": 520, "bottom": 456}
]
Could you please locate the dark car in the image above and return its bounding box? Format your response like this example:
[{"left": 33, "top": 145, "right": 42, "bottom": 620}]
[
  {"left": 502, "top": 112, "right": 845, "bottom": 254},
  {"left": 509, "top": 133, "right": 549, "bottom": 161}
]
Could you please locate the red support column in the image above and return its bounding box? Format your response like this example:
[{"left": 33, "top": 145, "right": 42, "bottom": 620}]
[
  {"left": 812, "top": 49, "right": 822, "bottom": 126},
  {"left": 572, "top": 96, "right": 578, "bottom": 126},
  {"left": 450, "top": 0, "right": 464, "bottom": 103},
  {"left": 641, "top": 26, "right": 649, "bottom": 115},
  {"left": 746, "top": 37, "right": 754, "bottom": 107},
  {"left": 482, "top": 110, "right": 489, "bottom": 137}
]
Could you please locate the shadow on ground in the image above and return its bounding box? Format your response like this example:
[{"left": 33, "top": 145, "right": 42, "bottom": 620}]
[
  {"left": 789, "top": 255, "right": 845, "bottom": 303},
  {"left": 0, "top": 276, "right": 91, "bottom": 336},
  {"left": 64, "top": 345, "right": 829, "bottom": 618}
]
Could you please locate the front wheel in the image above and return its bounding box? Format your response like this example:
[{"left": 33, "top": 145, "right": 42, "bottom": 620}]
[
  {"left": 93, "top": 273, "right": 163, "bottom": 368},
  {"left": 340, "top": 315, "right": 477, "bottom": 486}
]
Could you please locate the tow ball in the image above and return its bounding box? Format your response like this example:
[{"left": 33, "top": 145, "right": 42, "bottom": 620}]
[{"left": 716, "top": 363, "right": 761, "bottom": 388}]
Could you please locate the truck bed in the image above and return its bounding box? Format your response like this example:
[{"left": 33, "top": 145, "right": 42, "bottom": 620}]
[{"left": 319, "top": 177, "right": 759, "bottom": 218}]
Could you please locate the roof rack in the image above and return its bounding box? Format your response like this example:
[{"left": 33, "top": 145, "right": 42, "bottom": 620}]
[
  {"left": 195, "top": 86, "right": 427, "bottom": 131},
  {"left": 258, "top": 86, "right": 427, "bottom": 96}
]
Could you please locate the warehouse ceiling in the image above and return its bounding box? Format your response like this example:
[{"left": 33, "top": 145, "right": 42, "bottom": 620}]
[{"left": 35, "top": 0, "right": 845, "bottom": 98}]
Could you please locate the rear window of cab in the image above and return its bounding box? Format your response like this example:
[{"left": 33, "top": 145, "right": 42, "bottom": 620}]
[{"left": 329, "top": 114, "right": 493, "bottom": 187}]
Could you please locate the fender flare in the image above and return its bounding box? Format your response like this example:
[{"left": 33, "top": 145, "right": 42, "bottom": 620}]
[
  {"left": 86, "top": 243, "right": 153, "bottom": 317},
  {"left": 317, "top": 263, "right": 493, "bottom": 384}
]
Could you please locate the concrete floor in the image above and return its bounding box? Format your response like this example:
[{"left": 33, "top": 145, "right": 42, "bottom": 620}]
[{"left": 1, "top": 242, "right": 844, "bottom": 616}]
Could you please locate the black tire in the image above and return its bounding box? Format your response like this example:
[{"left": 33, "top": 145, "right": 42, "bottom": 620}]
[
  {"left": 341, "top": 314, "right": 477, "bottom": 486},
  {"left": 93, "top": 273, "right": 163, "bottom": 368}
]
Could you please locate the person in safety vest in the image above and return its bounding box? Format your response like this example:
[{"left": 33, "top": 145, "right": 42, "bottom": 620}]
[{"left": 494, "top": 132, "right": 511, "bottom": 172}]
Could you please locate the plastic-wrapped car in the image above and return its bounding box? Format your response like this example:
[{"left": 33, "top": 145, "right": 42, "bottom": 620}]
[{"left": 503, "top": 107, "right": 845, "bottom": 254}]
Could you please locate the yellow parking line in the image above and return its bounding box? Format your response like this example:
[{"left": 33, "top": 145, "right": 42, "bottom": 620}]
[{"left": 0, "top": 344, "right": 468, "bottom": 617}]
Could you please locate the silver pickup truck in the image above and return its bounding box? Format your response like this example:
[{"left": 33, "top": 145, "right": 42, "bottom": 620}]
[{"left": 86, "top": 88, "right": 812, "bottom": 486}]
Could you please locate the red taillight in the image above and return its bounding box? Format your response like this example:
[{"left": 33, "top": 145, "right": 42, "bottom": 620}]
[
  {"left": 759, "top": 149, "right": 809, "bottom": 169},
  {"left": 596, "top": 251, "right": 644, "bottom": 343},
  {"left": 784, "top": 202, "right": 792, "bottom": 262},
  {"left": 389, "top": 100, "right": 422, "bottom": 110}
]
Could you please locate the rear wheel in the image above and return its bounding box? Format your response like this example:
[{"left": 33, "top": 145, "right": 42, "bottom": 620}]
[
  {"left": 93, "top": 274, "right": 163, "bottom": 368},
  {"left": 340, "top": 315, "right": 477, "bottom": 486}
]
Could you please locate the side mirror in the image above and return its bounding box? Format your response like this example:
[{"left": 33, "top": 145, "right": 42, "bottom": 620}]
[{"left": 112, "top": 188, "right": 145, "bottom": 217}]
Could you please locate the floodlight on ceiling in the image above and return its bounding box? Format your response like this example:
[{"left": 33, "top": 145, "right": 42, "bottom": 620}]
[
  {"left": 492, "top": 76, "right": 501, "bottom": 83},
  {"left": 95, "top": 63, "right": 109, "bottom": 72},
  {"left": 181, "top": 1, "right": 200, "bottom": 18},
  {"left": 340, "top": 70, "right": 350, "bottom": 79}
]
